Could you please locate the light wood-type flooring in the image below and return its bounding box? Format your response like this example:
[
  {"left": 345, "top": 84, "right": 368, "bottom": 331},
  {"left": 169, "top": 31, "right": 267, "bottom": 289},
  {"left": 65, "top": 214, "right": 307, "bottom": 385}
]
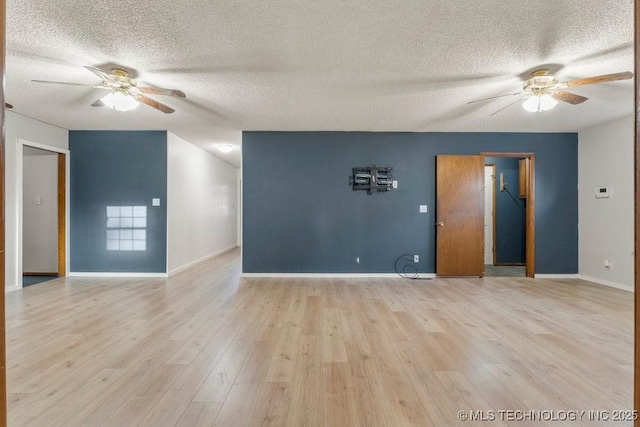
[{"left": 6, "top": 249, "right": 634, "bottom": 426}]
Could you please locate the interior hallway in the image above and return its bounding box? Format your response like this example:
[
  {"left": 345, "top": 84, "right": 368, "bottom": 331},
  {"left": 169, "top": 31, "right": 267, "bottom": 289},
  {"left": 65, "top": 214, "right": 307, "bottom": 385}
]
[{"left": 5, "top": 248, "right": 633, "bottom": 426}]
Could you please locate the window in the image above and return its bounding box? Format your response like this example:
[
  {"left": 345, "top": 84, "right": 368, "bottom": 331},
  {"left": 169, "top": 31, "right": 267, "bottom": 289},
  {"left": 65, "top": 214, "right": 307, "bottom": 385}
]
[{"left": 106, "top": 206, "right": 147, "bottom": 251}]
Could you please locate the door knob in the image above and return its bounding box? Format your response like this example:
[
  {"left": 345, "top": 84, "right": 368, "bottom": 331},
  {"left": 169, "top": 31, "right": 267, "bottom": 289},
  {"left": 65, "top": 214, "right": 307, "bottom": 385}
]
[{"left": 436, "top": 222, "right": 444, "bottom": 227}]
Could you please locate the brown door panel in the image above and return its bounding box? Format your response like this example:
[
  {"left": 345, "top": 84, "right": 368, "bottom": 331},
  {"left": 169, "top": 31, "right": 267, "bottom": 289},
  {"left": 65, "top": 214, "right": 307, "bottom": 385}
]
[{"left": 436, "top": 155, "right": 485, "bottom": 276}]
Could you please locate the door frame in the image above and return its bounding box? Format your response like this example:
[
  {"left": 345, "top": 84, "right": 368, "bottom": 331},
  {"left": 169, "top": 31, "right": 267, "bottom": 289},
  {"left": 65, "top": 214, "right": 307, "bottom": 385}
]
[
  {"left": 16, "top": 139, "right": 70, "bottom": 289},
  {"left": 481, "top": 152, "right": 535, "bottom": 278},
  {"left": 484, "top": 163, "right": 496, "bottom": 266}
]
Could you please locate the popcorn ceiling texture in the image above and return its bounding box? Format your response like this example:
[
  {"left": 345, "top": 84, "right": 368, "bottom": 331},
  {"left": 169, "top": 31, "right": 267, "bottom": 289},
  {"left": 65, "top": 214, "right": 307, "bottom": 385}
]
[{"left": 5, "top": 0, "right": 635, "bottom": 167}]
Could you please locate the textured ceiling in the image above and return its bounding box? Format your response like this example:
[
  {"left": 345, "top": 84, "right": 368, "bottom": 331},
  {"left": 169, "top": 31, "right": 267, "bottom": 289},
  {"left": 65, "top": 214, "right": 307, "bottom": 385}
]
[{"left": 6, "top": 0, "right": 635, "bottom": 168}]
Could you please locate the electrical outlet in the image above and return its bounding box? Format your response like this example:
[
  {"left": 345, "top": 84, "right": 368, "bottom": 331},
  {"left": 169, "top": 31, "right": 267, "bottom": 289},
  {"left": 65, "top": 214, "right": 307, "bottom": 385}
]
[
  {"left": 604, "top": 259, "right": 611, "bottom": 268},
  {"left": 355, "top": 257, "right": 360, "bottom": 264},
  {"left": 414, "top": 255, "right": 419, "bottom": 263}
]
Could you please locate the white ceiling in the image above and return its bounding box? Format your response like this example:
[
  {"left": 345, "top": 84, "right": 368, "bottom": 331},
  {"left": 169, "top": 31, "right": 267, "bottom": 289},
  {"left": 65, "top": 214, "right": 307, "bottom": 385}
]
[{"left": 6, "top": 0, "right": 635, "bottom": 168}]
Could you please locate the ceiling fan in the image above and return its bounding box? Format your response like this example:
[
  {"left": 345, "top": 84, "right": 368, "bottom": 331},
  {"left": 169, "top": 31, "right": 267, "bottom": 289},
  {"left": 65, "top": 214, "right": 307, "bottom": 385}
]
[
  {"left": 469, "top": 69, "right": 634, "bottom": 115},
  {"left": 32, "top": 66, "right": 186, "bottom": 114}
]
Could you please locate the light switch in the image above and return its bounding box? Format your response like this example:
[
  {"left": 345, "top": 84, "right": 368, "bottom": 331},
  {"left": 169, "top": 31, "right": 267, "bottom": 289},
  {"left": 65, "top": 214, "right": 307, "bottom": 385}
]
[
  {"left": 152, "top": 198, "right": 161, "bottom": 206},
  {"left": 419, "top": 205, "right": 428, "bottom": 213},
  {"left": 392, "top": 180, "right": 398, "bottom": 189}
]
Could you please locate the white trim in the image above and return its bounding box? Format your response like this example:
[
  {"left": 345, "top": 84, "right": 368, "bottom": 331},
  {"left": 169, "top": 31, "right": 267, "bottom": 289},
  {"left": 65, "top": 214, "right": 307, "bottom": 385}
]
[
  {"left": 577, "top": 275, "right": 634, "bottom": 292},
  {"left": 241, "top": 273, "right": 437, "bottom": 278},
  {"left": 533, "top": 273, "right": 634, "bottom": 293},
  {"left": 69, "top": 272, "right": 168, "bottom": 278},
  {"left": 65, "top": 153, "right": 70, "bottom": 277},
  {"left": 169, "top": 245, "right": 238, "bottom": 276},
  {"left": 534, "top": 274, "right": 580, "bottom": 279},
  {"left": 16, "top": 138, "right": 71, "bottom": 290},
  {"left": 19, "top": 139, "right": 69, "bottom": 154},
  {"left": 237, "top": 159, "right": 244, "bottom": 272},
  {"left": 5, "top": 285, "right": 19, "bottom": 293}
]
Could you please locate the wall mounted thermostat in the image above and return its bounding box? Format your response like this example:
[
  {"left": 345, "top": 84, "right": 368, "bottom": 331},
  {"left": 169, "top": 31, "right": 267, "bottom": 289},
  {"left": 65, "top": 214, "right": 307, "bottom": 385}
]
[{"left": 595, "top": 187, "right": 610, "bottom": 198}]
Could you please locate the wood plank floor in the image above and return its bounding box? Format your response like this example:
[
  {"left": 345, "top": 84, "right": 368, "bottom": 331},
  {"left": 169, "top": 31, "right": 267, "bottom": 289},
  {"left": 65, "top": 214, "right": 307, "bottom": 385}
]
[{"left": 5, "top": 248, "right": 633, "bottom": 426}]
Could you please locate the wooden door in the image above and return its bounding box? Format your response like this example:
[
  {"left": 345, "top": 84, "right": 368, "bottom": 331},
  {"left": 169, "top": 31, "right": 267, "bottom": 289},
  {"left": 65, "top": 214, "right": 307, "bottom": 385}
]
[{"left": 436, "top": 155, "right": 485, "bottom": 276}]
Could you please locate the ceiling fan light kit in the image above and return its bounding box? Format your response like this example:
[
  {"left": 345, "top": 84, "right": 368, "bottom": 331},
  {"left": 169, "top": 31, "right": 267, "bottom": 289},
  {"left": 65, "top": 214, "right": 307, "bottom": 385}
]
[
  {"left": 522, "top": 93, "right": 558, "bottom": 113},
  {"left": 101, "top": 91, "right": 139, "bottom": 112},
  {"left": 522, "top": 70, "right": 559, "bottom": 113}
]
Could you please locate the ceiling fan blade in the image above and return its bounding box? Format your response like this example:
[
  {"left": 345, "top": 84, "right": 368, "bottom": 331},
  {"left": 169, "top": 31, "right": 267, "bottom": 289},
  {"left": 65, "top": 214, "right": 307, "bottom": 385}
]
[
  {"left": 468, "top": 92, "right": 523, "bottom": 104},
  {"left": 134, "top": 94, "right": 175, "bottom": 114},
  {"left": 490, "top": 96, "right": 526, "bottom": 116},
  {"left": 553, "top": 90, "right": 588, "bottom": 105},
  {"left": 84, "top": 66, "right": 118, "bottom": 83},
  {"left": 32, "top": 80, "right": 110, "bottom": 89},
  {"left": 565, "top": 71, "right": 633, "bottom": 87},
  {"left": 138, "top": 87, "right": 186, "bottom": 98}
]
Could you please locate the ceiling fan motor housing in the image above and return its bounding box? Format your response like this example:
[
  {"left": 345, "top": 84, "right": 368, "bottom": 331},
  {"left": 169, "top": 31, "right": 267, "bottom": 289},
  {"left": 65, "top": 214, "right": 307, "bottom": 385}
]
[
  {"left": 110, "top": 69, "right": 136, "bottom": 89},
  {"left": 523, "top": 70, "right": 560, "bottom": 96}
]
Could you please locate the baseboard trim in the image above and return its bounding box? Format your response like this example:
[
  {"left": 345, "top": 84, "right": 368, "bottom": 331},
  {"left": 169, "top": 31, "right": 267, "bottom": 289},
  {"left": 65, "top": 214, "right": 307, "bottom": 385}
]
[
  {"left": 241, "top": 273, "right": 437, "bottom": 278},
  {"left": 534, "top": 274, "right": 580, "bottom": 279},
  {"left": 577, "top": 275, "right": 633, "bottom": 292},
  {"left": 23, "top": 272, "right": 59, "bottom": 277},
  {"left": 69, "top": 272, "right": 168, "bottom": 278},
  {"left": 533, "top": 273, "right": 633, "bottom": 292},
  {"left": 5, "top": 285, "right": 19, "bottom": 293},
  {"left": 169, "top": 245, "right": 238, "bottom": 276}
]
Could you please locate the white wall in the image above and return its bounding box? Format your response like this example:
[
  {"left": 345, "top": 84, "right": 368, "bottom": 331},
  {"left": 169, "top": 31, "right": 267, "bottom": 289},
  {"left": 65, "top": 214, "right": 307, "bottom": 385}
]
[
  {"left": 578, "top": 116, "right": 634, "bottom": 291},
  {"left": 22, "top": 148, "right": 59, "bottom": 272},
  {"left": 167, "top": 132, "right": 238, "bottom": 274},
  {"left": 5, "top": 112, "right": 68, "bottom": 290}
]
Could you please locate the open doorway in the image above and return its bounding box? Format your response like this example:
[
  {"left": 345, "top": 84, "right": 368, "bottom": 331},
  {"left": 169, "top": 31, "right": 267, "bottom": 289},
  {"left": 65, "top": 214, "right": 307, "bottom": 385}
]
[
  {"left": 19, "top": 141, "right": 67, "bottom": 287},
  {"left": 435, "top": 154, "right": 535, "bottom": 278},
  {"left": 484, "top": 164, "right": 496, "bottom": 267},
  {"left": 481, "top": 152, "right": 535, "bottom": 278}
]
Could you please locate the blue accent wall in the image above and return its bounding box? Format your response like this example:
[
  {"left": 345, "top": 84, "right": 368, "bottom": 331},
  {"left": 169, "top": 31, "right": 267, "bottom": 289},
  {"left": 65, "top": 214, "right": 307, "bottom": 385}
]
[
  {"left": 70, "top": 131, "right": 167, "bottom": 273},
  {"left": 243, "top": 132, "right": 578, "bottom": 274},
  {"left": 486, "top": 157, "right": 526, "bottom": 264}
]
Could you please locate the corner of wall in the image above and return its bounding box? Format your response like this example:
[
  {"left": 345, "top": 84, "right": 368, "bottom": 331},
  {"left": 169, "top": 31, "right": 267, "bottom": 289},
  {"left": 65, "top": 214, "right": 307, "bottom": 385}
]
[{"left": 578, "top": 116, "right": 634, "bottom": 290}]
